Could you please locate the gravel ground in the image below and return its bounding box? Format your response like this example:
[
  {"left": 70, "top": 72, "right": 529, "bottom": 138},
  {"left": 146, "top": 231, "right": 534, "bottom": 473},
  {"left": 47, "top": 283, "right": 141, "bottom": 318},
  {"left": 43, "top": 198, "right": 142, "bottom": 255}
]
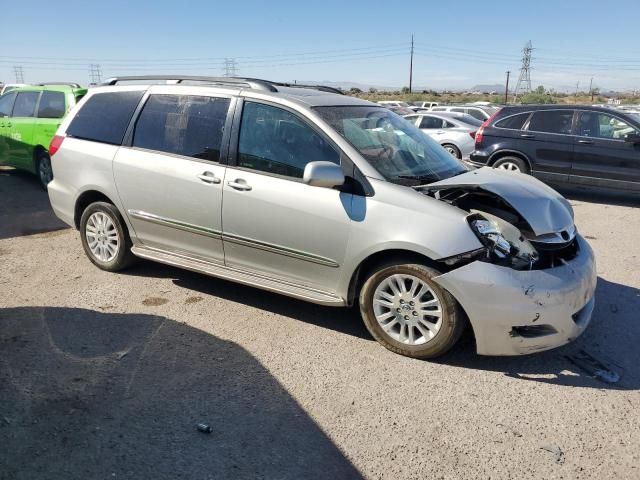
[{"left": 1, "top": 167, "right": 639, "bottom": 480}]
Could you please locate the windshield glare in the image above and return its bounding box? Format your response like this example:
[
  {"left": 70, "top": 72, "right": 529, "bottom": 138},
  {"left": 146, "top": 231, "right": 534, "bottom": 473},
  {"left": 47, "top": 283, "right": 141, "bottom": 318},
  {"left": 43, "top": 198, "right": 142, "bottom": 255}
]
[{"left": 315, "top": 106, "right": 466, "bottom": 186}]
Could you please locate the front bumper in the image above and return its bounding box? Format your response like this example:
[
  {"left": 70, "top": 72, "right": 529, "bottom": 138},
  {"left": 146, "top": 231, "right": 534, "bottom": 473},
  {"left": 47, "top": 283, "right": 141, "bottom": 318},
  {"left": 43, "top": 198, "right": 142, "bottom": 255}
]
[{"left": 434, "top": 235, "right": 597, "bottom": 355}]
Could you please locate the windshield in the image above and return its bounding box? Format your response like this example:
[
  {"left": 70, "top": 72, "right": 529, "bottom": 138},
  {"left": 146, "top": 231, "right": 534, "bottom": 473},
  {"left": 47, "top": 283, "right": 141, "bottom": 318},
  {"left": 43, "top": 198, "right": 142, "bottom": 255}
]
[{"left": 315, "top": 106, "right": 467, "bottom": 186}]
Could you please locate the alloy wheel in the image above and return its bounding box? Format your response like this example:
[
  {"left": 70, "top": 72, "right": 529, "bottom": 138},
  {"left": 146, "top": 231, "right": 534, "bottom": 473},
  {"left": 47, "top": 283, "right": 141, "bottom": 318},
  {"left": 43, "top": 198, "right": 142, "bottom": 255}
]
[
  {"left": 85, "top": 211, "right": 120, "bottom": 262},
  {"left": 372, "top": 274, "right": 443, "bottom": 345}
]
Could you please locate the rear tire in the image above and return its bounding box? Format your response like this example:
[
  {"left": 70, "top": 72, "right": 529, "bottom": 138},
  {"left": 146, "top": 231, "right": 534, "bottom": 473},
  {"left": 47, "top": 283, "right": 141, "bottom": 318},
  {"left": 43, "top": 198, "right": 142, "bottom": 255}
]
[
  {"left": 492, "top": 156, "right": 529, "bottom": 174},
  {"left": 442, "top": 143, "right": 462, "bottom": 159},
  {"left": 36, "top": 152, "right": 53, "bottom": 191},
  {"left": 359, "top": 263, "right": 464, "bottom": 359},
  {"left": 80, "top": 202, "right": 136, "bottom": 272}
]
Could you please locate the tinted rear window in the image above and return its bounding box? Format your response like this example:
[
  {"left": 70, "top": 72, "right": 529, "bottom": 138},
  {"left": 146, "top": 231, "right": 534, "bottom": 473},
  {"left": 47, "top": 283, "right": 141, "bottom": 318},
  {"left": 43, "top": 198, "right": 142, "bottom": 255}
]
[
  {"left": 495, "top": 112, "right": 530, "bottom": 130},
  {"left": 132, "top": 94, "right": 230, "bottom": 161},
  {"left": 13, "top": 91, "right": 40, "bottom": 117},
  {"left": 527, "top": 110, "right": 574, "bottom": 134},
  {"left": 38, "top": 91, "right": 66, "bottom": 119},
  {"left": 67, "top": 91, "right": 144, "bottom": 145}
]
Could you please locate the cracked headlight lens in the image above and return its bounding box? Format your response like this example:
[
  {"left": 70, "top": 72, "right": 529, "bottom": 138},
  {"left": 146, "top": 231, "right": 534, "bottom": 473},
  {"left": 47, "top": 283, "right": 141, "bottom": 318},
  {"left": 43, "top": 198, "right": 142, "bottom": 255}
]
[{"left": 470, "top": 218, "right": 512, "bottom": 258}]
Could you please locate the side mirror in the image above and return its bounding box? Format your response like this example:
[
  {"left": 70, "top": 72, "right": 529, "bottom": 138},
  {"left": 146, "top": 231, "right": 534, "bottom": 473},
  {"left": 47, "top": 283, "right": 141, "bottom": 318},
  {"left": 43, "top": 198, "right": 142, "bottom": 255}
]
[
  {"left": 303, "top": 161, "right": 345, "bottom": 189},
  {"left": 624, "top": 133, "right": 640, "bottom": 144}
]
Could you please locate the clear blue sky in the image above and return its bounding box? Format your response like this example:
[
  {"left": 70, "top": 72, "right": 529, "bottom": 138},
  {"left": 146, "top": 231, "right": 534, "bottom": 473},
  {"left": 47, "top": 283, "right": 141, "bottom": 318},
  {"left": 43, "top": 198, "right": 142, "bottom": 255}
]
[{"left": 2, "top": 0, "right": 639, "bottom": 92}]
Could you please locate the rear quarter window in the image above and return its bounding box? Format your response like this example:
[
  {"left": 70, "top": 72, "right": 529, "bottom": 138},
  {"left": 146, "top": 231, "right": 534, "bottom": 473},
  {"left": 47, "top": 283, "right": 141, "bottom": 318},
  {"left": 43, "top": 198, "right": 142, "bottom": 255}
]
[
  {"left": 67, "top": 91, "right": 144, "bottom": 145},
  {"left": 495, "top": 112, "right": 531, "bottom": 130},
  {"left": 37, "top": 91, "right": 66, "bottom": 119}
]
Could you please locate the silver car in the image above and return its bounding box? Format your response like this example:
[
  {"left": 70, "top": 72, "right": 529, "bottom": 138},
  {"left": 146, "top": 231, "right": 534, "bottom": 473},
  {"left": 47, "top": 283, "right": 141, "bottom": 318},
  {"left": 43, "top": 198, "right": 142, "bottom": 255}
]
[
  {"left": 48, "top": 76, "right": 597, "bottom": 359},
  {"left": 404, "top": 112, "right": 481, "bottom": 160}
]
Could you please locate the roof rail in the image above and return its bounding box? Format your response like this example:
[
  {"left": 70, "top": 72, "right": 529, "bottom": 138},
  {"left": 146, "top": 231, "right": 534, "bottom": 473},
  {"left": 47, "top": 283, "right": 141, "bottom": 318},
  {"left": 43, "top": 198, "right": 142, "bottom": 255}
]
[
  {"left": 101, "top": 76, "right": 278, "bottom": 92},
  {"left": 275, "top": 82, "right": 345, "bottom": 95},
  {"left": 35, "top": 82, "right": 82, "bottom": 88}
]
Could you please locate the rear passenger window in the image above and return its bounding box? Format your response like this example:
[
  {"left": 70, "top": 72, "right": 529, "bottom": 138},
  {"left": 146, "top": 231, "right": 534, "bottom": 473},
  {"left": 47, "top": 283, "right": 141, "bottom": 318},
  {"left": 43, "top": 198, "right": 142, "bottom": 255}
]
[
  {"left": 238, "top": 102, "right": 339, "bottom": 178},
  {"left": 132, "top": 95, "right": 230, "bottom": 162},
  {"left": 12, "top": 92, "right": 40, "bottom": 117},
  {"left": 495, "top": 112, "right": 530, "bottom": 130},
  {"left": 37, "top": 91, "right": 66, "bottom": 118},
  {"left": 67, "top": 91, "right": 144, "bottom": 145},
  {"left": 419, "top": 116, "right": 444, "bottom": 129},
  {"left": 527, "top": 110, "right": 574, "bottom": 134},
  {"left": 467, "top": 109, "right": 486, "bottom": 121},
  {"left": 0, "top": 92, "right": 16, "bottom": 117}
]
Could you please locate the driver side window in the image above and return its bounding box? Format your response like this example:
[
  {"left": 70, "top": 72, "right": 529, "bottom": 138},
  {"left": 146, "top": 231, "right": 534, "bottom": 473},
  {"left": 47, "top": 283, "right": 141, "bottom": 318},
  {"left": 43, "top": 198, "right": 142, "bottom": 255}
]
[{"left": 237, "top": 102, "right": 340, "bottom": 179}]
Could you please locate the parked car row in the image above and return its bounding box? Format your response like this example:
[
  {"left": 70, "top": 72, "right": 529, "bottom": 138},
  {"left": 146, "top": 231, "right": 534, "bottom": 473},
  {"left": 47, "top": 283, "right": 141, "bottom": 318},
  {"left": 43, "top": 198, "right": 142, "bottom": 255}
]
[{"left": 469, "top": 104, "right": 640, "bottom": 192}]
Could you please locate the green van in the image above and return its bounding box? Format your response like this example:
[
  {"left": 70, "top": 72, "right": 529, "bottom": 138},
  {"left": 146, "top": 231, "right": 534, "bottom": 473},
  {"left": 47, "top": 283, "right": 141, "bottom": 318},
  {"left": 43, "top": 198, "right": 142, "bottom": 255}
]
[{"left": 0, "top": 83, "right": 87, "bottom": 189}]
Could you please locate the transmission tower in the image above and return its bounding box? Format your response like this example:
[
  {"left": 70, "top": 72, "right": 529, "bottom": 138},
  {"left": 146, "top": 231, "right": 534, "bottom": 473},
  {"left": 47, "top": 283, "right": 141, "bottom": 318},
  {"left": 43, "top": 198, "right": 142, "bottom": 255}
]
[
  {"left": 89, "top": 64, "right": 102, "bottom": 85},
  {"left": 513, "top": 41, "right": 533, "bottom": 102},
  {"left": 223, "top": 58, "right": 238, "bottom": 77},
  {"left": 13, "top": 65, "right": 24, "bottom": 83}
]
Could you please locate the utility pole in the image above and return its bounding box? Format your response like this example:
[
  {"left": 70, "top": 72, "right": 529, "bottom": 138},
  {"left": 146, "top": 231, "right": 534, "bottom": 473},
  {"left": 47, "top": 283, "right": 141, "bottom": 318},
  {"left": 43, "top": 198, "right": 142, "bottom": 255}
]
[
  {"left": 513, "top": 41, "right": 533, "bottom": 102},
  {"left": 589, "top": 76, "right": 594, "bottom": 102},
  {"left": 504, "top": 71, "right": 510, "bottom": 104},
  {"left": 575, "top": 81, "right": 580, "bottom": 103},
  {"left": 13, "top": 65, "right": 24, "bottom": 83},
  {"left": 409, "top": 34, "right": 414, "bottom": 93}
]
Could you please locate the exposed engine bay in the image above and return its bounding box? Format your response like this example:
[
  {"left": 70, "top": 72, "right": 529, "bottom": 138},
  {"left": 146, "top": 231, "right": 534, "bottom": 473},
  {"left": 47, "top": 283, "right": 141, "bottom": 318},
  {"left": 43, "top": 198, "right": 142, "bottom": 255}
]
[{"left": 421, "top": 186, "right": 579, "bottom": 270}]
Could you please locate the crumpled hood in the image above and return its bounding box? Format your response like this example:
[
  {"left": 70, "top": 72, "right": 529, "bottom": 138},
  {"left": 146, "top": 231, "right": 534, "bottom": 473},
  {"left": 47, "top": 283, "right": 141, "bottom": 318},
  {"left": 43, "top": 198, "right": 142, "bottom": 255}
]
[{"left": 423, "top": 167, "right": 574, "bottom": 236}]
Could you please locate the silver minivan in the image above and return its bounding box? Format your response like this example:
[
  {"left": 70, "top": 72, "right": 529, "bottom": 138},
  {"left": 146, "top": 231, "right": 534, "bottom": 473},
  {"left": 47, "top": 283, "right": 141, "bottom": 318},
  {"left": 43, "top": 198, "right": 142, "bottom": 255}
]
[{"left": 48, "top": 76, "right": 597, "bottom": 359}]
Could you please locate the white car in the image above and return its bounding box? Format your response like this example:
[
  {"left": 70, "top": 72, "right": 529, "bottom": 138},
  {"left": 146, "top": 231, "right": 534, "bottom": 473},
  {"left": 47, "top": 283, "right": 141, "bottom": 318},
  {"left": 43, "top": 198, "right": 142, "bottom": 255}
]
[
  {"left": 405, "top": 112, "right": 480, "bottom": 159},
  {"left": 0, "top": 83, "right": 28, "bottom": 96},
  {"left": 430, "top": 105, "right": 498, "bottom": 121}
]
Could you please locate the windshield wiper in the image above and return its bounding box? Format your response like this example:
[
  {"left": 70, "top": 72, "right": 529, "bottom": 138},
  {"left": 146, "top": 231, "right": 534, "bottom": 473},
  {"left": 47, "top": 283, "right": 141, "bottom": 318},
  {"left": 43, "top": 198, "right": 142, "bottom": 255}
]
[{"left": 396, "top": 174, "right": 439, "bottom": 182}]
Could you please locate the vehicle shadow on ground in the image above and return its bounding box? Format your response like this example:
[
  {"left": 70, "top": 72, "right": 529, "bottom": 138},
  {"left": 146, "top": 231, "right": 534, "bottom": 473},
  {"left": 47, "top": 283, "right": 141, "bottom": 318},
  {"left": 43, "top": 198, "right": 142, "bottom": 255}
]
[
  {"left": 441, "top": 276, "right": 640, "bottom": 391},
  {"left": 0, "top": 306, "right": 362, "bottom": 480},
  {"left": 0, "top": 167, "right": 68, "bottom": 240},
  {"left": 124, "top": 260, "right": 372, "bottom": 341},
  {"left": 125, "top": 262, "right": 639, "bottom": 391}
]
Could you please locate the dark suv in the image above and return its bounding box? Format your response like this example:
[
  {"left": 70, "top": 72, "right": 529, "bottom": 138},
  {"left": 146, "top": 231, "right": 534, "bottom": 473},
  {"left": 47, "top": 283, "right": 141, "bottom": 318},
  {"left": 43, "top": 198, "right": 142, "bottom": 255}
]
[{"left": 469, "top": 105, "right": 640, "bottom": 192}]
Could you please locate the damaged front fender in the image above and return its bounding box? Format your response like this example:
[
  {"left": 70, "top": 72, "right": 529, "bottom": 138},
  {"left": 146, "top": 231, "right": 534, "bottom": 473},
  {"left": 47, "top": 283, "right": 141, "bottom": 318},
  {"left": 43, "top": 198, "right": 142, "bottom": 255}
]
[{"left": 433, "top": 235, "right": 597, "bottom": 356}]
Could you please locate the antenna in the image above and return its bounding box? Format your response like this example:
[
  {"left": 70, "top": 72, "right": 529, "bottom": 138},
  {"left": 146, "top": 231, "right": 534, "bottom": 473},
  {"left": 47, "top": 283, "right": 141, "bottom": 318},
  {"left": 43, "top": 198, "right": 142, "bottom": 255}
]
[
  {"left": 89, "top": 64, "right": 102, "bottom": 85},
  {"left": 13, "top": 65, "right": 24, "bottom": 83},
  {"left": 223, "top": 58, "right": 238, "bottom": 77},
  {"left": 513, "top": 41, "right": 533, "bottom": 102}
]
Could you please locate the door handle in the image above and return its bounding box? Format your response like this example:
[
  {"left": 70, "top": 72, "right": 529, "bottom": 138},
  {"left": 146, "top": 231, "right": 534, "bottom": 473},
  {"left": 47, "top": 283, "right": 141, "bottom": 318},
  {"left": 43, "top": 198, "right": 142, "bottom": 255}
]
[
  {"left": 227, "top": 179, "right": 252, "bottom": 191},
  {"left": 520, "top": 133, "right": 535, "bottom": 138},
  {"left": 436, "top": 130, "right": 445, "bottom": 134},
  {"left": 578, "top": 139, "right": 594, "bottom": 144},
  {"left": 197, "top": 172, "right": 221, "bottom": 184}
]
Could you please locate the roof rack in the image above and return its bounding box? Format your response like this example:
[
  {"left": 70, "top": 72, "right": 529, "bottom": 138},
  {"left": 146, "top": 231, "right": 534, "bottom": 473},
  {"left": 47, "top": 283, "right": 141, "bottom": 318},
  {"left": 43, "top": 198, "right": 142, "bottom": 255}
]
[
  {"left": 101, "top": 76, "right": 346, "bottom": 95},
  {"left": 274, "top": 82, "right": 345, "bottom": 95},
  {"left": 35, "top": 82, "right": 82, "bottom": 88},
  {"left": 101, "top": 76, "right": 278, "bottom": 92}
]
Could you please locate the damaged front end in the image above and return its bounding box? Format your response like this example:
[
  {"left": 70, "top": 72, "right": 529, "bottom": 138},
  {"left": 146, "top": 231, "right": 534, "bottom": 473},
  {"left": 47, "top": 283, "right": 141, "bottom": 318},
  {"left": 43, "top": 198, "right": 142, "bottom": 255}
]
[
  {"left": 421, "top": 168, "right": 579, "bottom": 271},
  {"left": 418, "top": 168, "right": 597, "bottom": 356}
]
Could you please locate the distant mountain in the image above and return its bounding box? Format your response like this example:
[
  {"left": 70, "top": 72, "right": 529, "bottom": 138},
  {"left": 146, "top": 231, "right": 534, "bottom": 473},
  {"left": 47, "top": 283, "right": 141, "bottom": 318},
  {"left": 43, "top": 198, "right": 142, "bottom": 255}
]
[
  {"left": 469, "top": 84, "right": 505, "bottom": 93},
  {"left": 285, "top": 80, "right": 397, "bottom": 91}
]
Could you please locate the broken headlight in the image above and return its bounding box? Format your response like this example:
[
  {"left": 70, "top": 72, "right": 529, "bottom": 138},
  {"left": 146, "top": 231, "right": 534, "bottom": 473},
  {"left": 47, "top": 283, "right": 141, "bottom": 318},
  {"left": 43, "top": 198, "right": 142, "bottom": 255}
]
[
  {"left": 467, "top": 213, "right": 539, "bottom": 269},
  {"left": 469, "top": 217, "right": 512, "bottom": 258}
]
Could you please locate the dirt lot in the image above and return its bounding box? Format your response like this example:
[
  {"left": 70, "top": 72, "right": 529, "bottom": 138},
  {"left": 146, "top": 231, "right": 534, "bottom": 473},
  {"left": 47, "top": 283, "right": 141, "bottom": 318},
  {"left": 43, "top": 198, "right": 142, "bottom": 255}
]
[{"left": 1, "top": 167, "right": 639, "bottom": 480}]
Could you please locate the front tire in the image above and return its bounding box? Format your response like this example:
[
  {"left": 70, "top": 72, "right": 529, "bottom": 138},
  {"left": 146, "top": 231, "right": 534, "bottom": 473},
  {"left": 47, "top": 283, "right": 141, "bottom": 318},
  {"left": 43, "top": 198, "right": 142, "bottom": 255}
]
[
  {"left": 36, "top": 152, "right": 53, "bottom": 190},
  {"left": 493, "top": 156, "right": 529, "bottom": 174},
  {"left": 80, "top": 202, "right": 136, "bottom": 272},
  {"left": 359, "top": 263, "right": 464, "bottom": 359}
]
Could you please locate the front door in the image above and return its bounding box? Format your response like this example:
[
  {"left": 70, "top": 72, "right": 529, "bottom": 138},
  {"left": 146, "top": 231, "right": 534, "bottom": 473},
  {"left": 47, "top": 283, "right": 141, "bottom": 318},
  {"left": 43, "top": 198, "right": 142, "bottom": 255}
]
[
  {"left": 113, "top": 92, "right": 234, "bottom": 263},
  {"left": 221, "top": 100, "right": 352, "bottom": 292},
  {"left": 571, "top": 111, "right": 640, "bottom": 191},
  {"left": 8, "top": 91, "right": 40, "bottom": 170},
  {"left": 521, "top": 109, "right": 576, "bottom": 184}
]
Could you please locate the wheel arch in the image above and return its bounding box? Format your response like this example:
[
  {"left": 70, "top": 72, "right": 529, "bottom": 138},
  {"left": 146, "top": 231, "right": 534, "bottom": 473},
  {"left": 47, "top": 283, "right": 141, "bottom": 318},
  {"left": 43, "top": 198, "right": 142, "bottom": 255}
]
[
  {"left": 74, "top": 189, "right": 120, "bottom": 229},
  {"left": 346, "top": 248, "right": 442, "bottom": 307},
  {"left": 32, "top": 145, "right": 48, "bottom": 173},
  {"left": 488, "top": 149, "right": 532, "bottom": 171}
]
